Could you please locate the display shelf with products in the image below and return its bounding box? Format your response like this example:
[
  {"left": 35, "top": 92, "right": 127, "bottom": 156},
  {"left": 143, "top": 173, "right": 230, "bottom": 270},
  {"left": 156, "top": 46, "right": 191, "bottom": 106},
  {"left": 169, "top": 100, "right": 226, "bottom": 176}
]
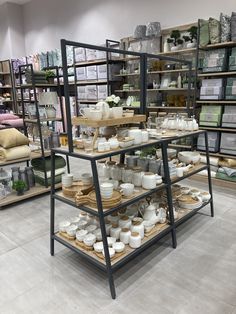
[
  {"left": 50, "top": 39, "right": 214, "bottom": 300},
  {"left": 0, "top": 59, "right": 16, "bottom": 113}
]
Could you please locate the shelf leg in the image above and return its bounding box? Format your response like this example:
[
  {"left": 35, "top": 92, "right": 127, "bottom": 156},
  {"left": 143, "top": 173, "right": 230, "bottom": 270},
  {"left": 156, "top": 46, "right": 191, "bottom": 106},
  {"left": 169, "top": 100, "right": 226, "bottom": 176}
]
[
  {"left": 161, "top": 142, "right": 177, "bottom": 249},
  {"left": 119, "top": 153, "right": 125, "bottom": 164},
  {"left": 204, "top": 132, "right": 214, "bottom": 217},
  {"left": 50, "top": 151, "right": 56, "bottom": 256},
  {"left": 91, "top": 160, "right": 116, "bottom": 299}
]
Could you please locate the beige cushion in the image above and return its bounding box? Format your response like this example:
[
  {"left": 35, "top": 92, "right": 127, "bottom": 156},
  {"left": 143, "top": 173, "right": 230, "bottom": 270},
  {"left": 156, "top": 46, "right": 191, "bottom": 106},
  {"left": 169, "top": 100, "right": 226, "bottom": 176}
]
[{"left": 0, "top": 128, "right": 29, "bottom": 148}]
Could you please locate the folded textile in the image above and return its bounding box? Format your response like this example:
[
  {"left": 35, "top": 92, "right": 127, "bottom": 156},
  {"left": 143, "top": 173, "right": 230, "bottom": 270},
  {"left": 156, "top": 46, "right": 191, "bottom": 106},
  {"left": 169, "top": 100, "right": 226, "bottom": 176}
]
[
  {"left": 0, "top": 128, "right": 29, "bottom": 148},
  {"left": 200, "top": 155, "right": 219, "bottom": 166},
  {"left": 218, "top": 158, "right": 236, "bottom": 168},
  {"left": 33, "top": 167, "right": 65, "bottom": 179},
  {"left": 216, "top": 172, "right": 236, "bottom": 182},
  {"left": 198, "top": 169, "right": 216, "bottom": 177},
  {"left": 0, "top": 113, "right": 19, "bottom": 122},
  {"left": 35, "top": 174, "right": 62, "bottom": 186},
  {"left": 1, "top": 119, "right": 24, "bottom": 128},
  {"left": 0, "top": 145, "right": 31, "bottom": 161},
  {"left": 31, "top": 155, "right": 66, "bottom": 171},
  {"left": 218, "top": 167, "right": 236, "bottom": 177}
]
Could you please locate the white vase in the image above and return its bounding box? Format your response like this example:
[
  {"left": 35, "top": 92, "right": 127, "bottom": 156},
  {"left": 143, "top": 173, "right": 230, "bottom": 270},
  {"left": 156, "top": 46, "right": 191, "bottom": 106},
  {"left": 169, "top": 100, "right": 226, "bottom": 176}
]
[
  {"left": 112, "top": 107, "right": 123, "bottom": 119},
  {"left": 163, "top": 41, "right": 170, "bottom": 52},
  {"left": 187, "top": 42, "right": 196, "bottom": 48},
  {"left": 171, "top": 46, "right": 179, "bottom": 51}
]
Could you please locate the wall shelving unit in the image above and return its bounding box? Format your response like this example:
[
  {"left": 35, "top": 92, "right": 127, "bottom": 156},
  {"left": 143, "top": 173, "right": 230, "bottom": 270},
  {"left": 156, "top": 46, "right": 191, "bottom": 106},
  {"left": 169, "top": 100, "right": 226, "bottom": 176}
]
[
  {"left": 0, "top": 59, "right": 16, "bottom": 113},
  {"left": 49, "top": 39, "right": 214, "bottom": 299}
]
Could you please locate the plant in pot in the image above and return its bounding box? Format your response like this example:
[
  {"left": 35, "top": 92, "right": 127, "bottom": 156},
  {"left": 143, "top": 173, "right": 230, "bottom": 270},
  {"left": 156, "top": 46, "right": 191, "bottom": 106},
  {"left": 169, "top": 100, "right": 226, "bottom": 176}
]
[
  {"left": 45, "top": 70, "right": 55, "bottom": 84},
  {"left": 12, "top": 180, "right": 26, "bottom": 196},
  {"left": 183, "top": 26, "right": 198, "bottom": 48},
  {"left": 168, "top": 30, "right": 181, "bottom": 51},
  {"left": 106, "top": 94, "right": 122, "bottom": 119}
]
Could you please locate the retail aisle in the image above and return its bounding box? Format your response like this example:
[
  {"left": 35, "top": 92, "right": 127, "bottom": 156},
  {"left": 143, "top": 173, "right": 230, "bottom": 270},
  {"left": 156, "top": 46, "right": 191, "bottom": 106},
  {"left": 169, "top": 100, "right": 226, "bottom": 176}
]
[{"left": 0, "top": 158, "right": 235, "bottom": 314}]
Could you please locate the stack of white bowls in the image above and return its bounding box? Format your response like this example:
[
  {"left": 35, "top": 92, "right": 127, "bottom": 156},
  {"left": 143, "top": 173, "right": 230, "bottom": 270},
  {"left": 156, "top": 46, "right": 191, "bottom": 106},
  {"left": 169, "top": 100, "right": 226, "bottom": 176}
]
[
  {"left": 100, "top": 183, "right": 113, "bottom": 199},
  {"left": 128, "top": 129, "right": 142, "bottom": 145}
]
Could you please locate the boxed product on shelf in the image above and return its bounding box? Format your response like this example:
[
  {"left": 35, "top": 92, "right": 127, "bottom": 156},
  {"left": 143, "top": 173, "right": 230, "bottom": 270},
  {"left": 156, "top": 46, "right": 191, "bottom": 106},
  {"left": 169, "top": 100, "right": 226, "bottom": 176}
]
[
  {"left": 86, "top": 49, "right": 97, "bottom": 61},
  {"left": 229, "top": 48, "right": 236, "bottom": 70},
  {"left": 202, "top": 49, "right": 227, "bottom": 72},
  {"left": 76, "top": 67, "right": 87, "bottom": 81},
  {"left": 74, "top": 47, "right": 86, "bottom": 62},
  {"left": 85, "top": 85, "right": 97, "bottom": 99},
  {"left": 197, "top": 131, "right": 220, "bottom": 152},
  {"left": 97, "top": 85, "right": 107, "bottom": 100},
  {"left": 220, "top": 133, "right": 236, "bottom": 155},
  {"left": 225, "top": 77, "right": 236, "bottom": 99},
  {"left": 200, "top": 79, "right": 224, "bottom": 100},
  {"left": 77, "top": 86, "right": 86, "bottom": 100},
  {"left": 222, "top": 105, "right": 236, "bottom": 127},
  {"left": 86, "top": 66, "right": 97, "bottom": 80},
  {"left": 97, "top": 64, "right": 122, "bottom": 80},
  {"left": 199, "top": 105, "right": 222, "bottom": 127},
  {"left": 96, "top": 49, "right": 106, "bottom": 60}
]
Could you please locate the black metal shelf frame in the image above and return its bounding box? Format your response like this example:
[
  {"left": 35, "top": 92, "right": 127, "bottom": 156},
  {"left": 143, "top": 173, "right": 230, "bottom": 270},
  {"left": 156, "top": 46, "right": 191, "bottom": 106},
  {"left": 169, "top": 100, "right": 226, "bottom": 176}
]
[{"left": 50, "top": 39, "right": 214, "bottom": 300}]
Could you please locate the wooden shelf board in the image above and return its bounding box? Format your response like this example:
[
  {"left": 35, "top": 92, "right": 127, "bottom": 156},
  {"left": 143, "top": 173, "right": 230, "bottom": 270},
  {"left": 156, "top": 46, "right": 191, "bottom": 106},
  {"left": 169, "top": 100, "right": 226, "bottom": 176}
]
[
  {"left": 24, "top": 117, "right": 62, "bottom": 123},
  {"left": 72, "top": 114, "right": 146, "bottom": 127},
  {"left": 76, "top": 79, "right": 107, "bottom": 85},
  {"left": 114, "top": 68, "right": 196, "bottom": 77},
  {"left": 190, "top": 174, "right": 236, "bottom": 190},
  {"left": 199, "top": 151, "right": 236, "bottom": 159},
  {"left": 75, "top": 59, "right": 107, "bottom": 67},
  {"left": 0, "top": 183, "right": 61, "bottom": 207},
  {"left": 0, "top": 151, "right": 51, "bottom": 166},
  {"left": 0, "top": 72, "right": 11, "bottom": 75},
  {"left": 147, "top": 106, "right": 193, "bottom": 110},
  {"left": 115, "top": 88, "right": 194, "bottom": 93},
  {"left": 158, "top": 48, "right": 196, "bottom": 56},
  {"left": 0, "top": 86, "right": 12, "bottom": 89},
  {"left": 198, "top": 71, "right": 236, "bottom": 77},
  {"left": 2, "top": 99, "right": 13, "bottom": 103},
  {"left": 169, "top": 143, "right": 192, "bottom": 149},
  {"left": 196, "top": 100, "right": 236, "bottom": 104},
  {"left": 18, "top": 84, "right": 58, "bottom": 88},
  {"left": 199, "top": 127, "right": 236, "bottom": 132},
  {"left": 203, "top": 41, "right": 236, "bottom": 49}
]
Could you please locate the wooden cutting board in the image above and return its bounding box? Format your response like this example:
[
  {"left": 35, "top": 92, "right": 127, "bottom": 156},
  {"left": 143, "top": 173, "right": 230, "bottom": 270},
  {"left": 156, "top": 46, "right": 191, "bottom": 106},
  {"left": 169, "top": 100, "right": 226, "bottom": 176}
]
[
  {"left": 75, "top": 190, "right": 122, "bottom": 209},
  {"left": 62, "top": 180, "right": 93, "bottom": 198}
]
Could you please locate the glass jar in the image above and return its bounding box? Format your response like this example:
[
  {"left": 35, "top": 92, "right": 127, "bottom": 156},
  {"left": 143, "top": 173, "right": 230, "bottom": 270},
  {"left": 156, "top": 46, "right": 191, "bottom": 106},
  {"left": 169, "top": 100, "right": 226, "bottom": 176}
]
[
  {"left": 120, "top": 228, "right": 131, "bottom": 244},
  {"left": 132, "top": 166, "right": 143, "bottom": 187},
  {"left": 116, "top": 164, "right": 125, "bottom": 181},
  {"left": 106, "top": 161, "right": 116, "bottom": 179},
  {"left": 122, "top": 167, "right": 133, "bottom": 183},
  {"left": 25, "top": 167, "right": 35, "bottom": 188},
  {"left": 19, "top": 169, "right": 29, "bottom": 191},
  {"left": 11, "top": 167, "right": 20, "bottom": 183},
  {"left": 110, "top": 163, "right": 120, "bottom": 181}
]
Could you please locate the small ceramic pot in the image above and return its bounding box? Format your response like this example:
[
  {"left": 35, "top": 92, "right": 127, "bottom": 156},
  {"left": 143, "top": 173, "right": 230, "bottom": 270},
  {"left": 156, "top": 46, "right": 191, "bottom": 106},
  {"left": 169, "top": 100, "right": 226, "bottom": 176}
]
[
  {"left": 137, "top": 158, "right": 149, "bottom": 172},
  {"left": 107, "top": 237, "right": 116, "bottom": 247},
  {"left": 66, "top": 224, "right": 78, "bottom": 237},
  {"left": 141, "top": 130, "right": 149, "bottom": 143},
  {"left": 85, "top": 224, "right": 97, "bottom": 233},
  {"left": 120, "top": 228, "right": 131, "bottom": 244},
  {"left": 132, "top": 167, "right": 144, "bottom": 187},
  {"left": 93, "top": 229, "right": 102, "bottom": 241},
  {"left": 118, "top": 215, "right": 132, "bottom": 229},
  {"left": 77, "top": 220, "right": 88, "bottom": 230},
  {"left": 126, "top": 155, "right": 139, "bottom": 168},
  {"left": 108, "top": 212, "right": 120, "bottom": 224},
  {"left": 93, "top": 241, "right": 104, "bottom": 253},
  {"left": 112, "top": 107, "right": 123, "bottom": 119},
  {"left": 59, "top": 220, "right": 71, "bottom": 232},
  {"left": 81, "top": 173, "right": 93, "bottom": 185},
  {"left": 112, "top": 242, "right": 125, "bottom": 253},
  {"left": 102, "top": 247, "right": 115, "bottom": 258},
  {"left": 128, "top": 129, "right": 142, "bottom": 145},
  {"left": 61, "top": 174, "right": 73, "bottom": 187},
  {"left": 142, "top": 172, "right": 157, "bottom": 189},
  {"left": 83, "top": 233, "right": 96, "bottom": 246},
  {"left": 120, "top": 183, "right": 134, "bottom": 197},
  {"left": 76, "top": 229, "right": 88, "bottom": 242},
  {"left": 129, "top": 232, "right": 141, "bottom": 248},
  {"left": 110, "top": 224, "right": 121, "bottom": 240},
  {"left": 131, "top": 220, "right": 144, "bottom": 239}
]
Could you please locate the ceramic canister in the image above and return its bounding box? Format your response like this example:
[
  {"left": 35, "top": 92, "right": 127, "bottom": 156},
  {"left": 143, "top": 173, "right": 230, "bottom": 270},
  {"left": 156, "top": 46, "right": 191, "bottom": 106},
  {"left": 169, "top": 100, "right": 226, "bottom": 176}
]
[
  {"left": 110, "top": 224, "right": 121, "bottom": 240},
  {"left": 142, "top": 172, "right": 156, "bottom": 190},
  {"left": 129, "top": 232, "right": 141, "bottom": 248},
  {"left": 118, "top": 215, "right": 132, "bottom": 229},
  {"left": 131, "top": 220, "right": 144, "bottom": 239},
  {"left": 128, "top": 129, "right": 142, "bottom": 145},
  {"left": 120, "top": 228, "right": 131, "bottom": 245},
  {"left": 132, "top": 167, "right": 143, "bottom": 187}
]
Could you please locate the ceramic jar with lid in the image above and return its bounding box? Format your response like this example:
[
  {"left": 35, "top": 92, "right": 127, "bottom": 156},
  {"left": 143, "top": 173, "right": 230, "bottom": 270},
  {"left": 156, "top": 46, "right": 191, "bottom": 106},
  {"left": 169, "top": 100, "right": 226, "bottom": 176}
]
[
  {"left": 128, "top": 129, "right": 142, "bottom": 145},
  {"left": 141, "top": 130, "right": 149, "bottom": 143},
  {"left": 118, "top": 215, "right": 132, "bottom": 229},
  {"left": 122, "top": 167, "right": 133, "bottom": 183},
  {"left": 129, "top": 232, "right": 141, "bottom": 248},
  {"left": 106, "top": 161, "right": 116, "bottom": 179},
  {"left": 108, "top": 212, "right": 120, "bottom": 224},
  {"left": 126, "top": 155, "right": 139, "bottom": 168},
  {"left": 116, "top": 164, "right": 125, "bottom": 181},
  {"left": 131, "top": 220, "right": 144, "bottom": 239},
  {"left": 132, "top": 166, "right": 143, "bottom": 187},
  {"left": 142, "top": 172, "right": 158, "bottom": 189},
  {"left": 120, "top": 228, "right": 131, "bottom": 244},
  {"left": 110, "top": 223, "right": 121, "bottom": 240}
]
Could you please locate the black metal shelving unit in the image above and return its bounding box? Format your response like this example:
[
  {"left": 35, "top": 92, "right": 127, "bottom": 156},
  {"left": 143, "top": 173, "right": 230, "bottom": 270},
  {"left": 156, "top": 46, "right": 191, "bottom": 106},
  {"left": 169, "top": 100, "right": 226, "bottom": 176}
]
[{"left": 49, "top": 39, "right": 214, "bottom": 299}]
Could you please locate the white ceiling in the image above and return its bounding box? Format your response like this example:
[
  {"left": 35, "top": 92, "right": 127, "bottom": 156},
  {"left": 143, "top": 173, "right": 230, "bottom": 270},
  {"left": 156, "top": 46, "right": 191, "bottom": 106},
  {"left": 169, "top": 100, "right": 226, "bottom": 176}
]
[{"left": 0, "top": 0, "right": 31, "bottom": 5}]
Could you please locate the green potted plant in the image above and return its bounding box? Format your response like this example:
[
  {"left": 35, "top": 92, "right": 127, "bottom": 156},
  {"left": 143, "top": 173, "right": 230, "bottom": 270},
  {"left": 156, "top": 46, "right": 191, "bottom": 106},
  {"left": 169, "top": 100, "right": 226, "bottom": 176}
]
[
  {"left": 168, "top": 30, "right": 182, "bottom": 51},
  {"left": 12, "top": 180, "right": 26, "bottom": 196},
  {"left": 183, "top": 26, "right": 198, "bottom": 48},
  {"left": 45, "top": 70, "right": 55, "bottom": 84}
]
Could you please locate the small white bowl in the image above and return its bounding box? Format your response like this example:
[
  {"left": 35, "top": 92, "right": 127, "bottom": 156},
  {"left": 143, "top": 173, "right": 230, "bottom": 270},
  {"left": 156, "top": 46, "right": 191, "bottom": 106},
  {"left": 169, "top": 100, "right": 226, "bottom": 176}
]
[
  {"left": 66, "top": 224, "right": 78, "bottom": 237},
  {"left": 112, "top": 242, "right": 125, "bottom": 253},
  {"left": 107, "top": 237, "right": 116, "bottom": 247},
  {"left": 70, "top": 216, "right": 80, "bottom": 224},
  {"left": 200, "top": 192, "right": 211, "bottom": 202},
  {"left": 181, "top": 187, "right": 190, "bottom": 195},
  {"left": 93, "top": 241, "right": 104, "bottom": 253},
  {"left": 76, "top": 229, "right": 88, "bottom": 242},
  {"left": 143, "top": 221, "right": 155, "bottom": 233},
  {"left": 59, "top": 220, "right": 71, "bottom": 232},
  {"left": 93, "top": 229, "right": 102, "bottom": 241},
  {"left": 83, "top": 233, "right": 96, "bottom": 246},
  {"left": 77, "top": 220, "right": 88, "bottom": 230},
  {"left": 102, "top": 247, "right": 115, "bottom": 258},
  {"left": 85, "top": 224, "right": 97, "bottom": 233}
]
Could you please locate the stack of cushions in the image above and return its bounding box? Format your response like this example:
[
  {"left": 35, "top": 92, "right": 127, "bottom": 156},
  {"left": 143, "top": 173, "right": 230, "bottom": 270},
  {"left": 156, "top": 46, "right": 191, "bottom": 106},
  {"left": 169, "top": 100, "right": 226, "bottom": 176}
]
[
  {"left": 25, "top": 70, "right": 48, "bottom": 84},
  {"left": 0, "top": 113, "right": 23, "bottom": 129},
  {"left": 216, "top": 158, "right": 236, "bottom": 182},
  {"left": 31, "top": 155, "right": 66, "bottom": 186},
  {"left": 199, "top": 105, "right": 222, "bottom": 127},
  {"left": 228, "top": 48, "right": 236, "bottom": 71},
  {"left": 202, "top": 49, "right": 227, "bottom": 73},
  {"left": 200, "top": 79, "right": 224, "bottom": 100},
  {"left": 225, "top": 78, "right": 236, "bottom": 100},
  {"left": 0, "top": 128, "right": 30, "bottom": 161}
]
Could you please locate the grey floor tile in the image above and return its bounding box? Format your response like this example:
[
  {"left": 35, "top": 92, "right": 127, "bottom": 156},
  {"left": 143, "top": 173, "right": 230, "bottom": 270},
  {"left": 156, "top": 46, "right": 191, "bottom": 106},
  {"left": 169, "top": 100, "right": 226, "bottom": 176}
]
[{"left": 0, "top": 231, "right": 17, "bottom": 256}]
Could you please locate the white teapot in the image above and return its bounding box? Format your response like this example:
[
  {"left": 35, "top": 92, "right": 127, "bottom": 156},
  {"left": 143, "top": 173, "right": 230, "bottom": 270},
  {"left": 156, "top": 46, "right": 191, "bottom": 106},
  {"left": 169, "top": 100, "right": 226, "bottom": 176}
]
[
  {"left": 143, "top": 204, "right": 159, "bottom": 224},
  {"left": 96, "top": 100, "right": 110, "bottom": 119}
]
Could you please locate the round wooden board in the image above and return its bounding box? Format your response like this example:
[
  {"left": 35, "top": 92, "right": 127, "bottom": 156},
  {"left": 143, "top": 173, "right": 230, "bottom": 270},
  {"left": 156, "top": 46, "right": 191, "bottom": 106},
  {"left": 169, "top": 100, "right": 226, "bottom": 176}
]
[{"left": 62, "top": 181, "right": 93, "bottom": 197}]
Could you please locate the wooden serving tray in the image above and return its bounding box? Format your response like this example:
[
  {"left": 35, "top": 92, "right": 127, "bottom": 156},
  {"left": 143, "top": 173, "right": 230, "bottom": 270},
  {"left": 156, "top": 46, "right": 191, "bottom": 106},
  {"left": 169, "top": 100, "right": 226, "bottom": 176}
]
[
  {"left": 75, "top": 190, "right": 122, "bottom": 208},
  {"left": 62, "top": 180, "right": 93, "bottom": 198},
  {"left": 74, "top": 239, "right": 94, "bottom": 251},
  {"left": 94, "top": 250, "right": 126, "bottom": 261},
  {"left": 59, "top": 231, "right": 75, "bottom": 241}
]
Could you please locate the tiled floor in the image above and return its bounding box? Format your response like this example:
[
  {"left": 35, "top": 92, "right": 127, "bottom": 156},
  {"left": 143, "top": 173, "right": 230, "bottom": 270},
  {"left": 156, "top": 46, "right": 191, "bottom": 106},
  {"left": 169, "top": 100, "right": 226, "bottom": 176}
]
[{"left": 0, "top": 159, "right": 236, "bottom": 313}]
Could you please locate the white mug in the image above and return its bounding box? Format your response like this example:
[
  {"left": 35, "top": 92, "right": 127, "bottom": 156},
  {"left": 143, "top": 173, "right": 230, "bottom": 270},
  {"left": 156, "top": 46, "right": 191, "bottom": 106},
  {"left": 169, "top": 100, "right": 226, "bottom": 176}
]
[
  {"left": 62, "top": 174, "right": 73, "bottom": 187},
  {"left": 120, "top": 183, "right": 134, "bottom": 197},
  {"left": 176, "top": 167, "right": 184, "bottom": 178},
  {"left": 141, "top": 130, "right": 149, "bottom": 143},
  {"left": 142, "top": 172, "right": 159, "bottom": 190}
]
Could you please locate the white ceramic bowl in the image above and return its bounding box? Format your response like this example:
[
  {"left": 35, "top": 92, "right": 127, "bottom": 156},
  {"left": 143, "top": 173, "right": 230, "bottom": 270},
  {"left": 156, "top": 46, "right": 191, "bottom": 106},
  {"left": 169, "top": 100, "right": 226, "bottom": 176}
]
[
  {"left": 66, "top": 224, "right": 78, "bottom": 237},
  {"left": 178, "top": 151, "right": 200, "bottom": 164},
  {"left": 180, "top": 187, "right": 190, "bottom": 195},
  {"left": 107, "top": 237, "right": 116, "bottom": 247},
  {"left": 93, "top": 229, "right": 102, "bottom": 241},
  {"left": 200, "top": 192, "right": 211, "bottom": 202},
  {"left": 59, "top": 220, "right": 71, "bottom": 232},
  {"left": 70, "top": 216, "right": 80, "bottom": 224},
  {"left": 83, "top": 233, "right": 96, "bottom": 246},
  {"left": 77, "top": 220, "right": 88, "bottom": 230},
  {"left": 102, "top": 247, "right": 115, "bottom": 258},
  {"left": 76, "top": 229, "right": 88, "bottom": 242},
  {"left": 85, "top": 224, "right": 97, "bottom": 233},
  {"left": 112, "top": 242, "right": 125, "bottom": 253},
  {"left": 93, "top": 241, "right": 104, "bottom": 253}
]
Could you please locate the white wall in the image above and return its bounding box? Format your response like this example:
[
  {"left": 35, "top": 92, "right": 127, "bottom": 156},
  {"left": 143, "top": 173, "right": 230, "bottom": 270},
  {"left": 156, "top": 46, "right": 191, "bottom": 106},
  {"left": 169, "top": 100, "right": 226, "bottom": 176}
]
[
  {"left": 0, "top": 4, "right": 11, "bottom": 59},
  {"left": 22, "top": 0, "right": 236, "bottom": 55}
]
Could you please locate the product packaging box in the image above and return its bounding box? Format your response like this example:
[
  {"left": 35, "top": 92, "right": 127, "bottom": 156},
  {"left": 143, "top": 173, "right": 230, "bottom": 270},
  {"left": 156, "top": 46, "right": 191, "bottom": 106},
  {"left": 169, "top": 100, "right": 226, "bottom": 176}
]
[
  {"left": 76, "top": 67, "right": 86, "bottom": 81},
  {"left": 202, "top": 49, "right": 227, "bottom": 72},
  {"left": 86, "top": 49, "right": 97, "bottom": 61},
  {"left": 199, "top": 105, "right": 222, "bottom": 127},
  {"left": 77, "top": 86, "right": 86, "bottom": 100},
  {"left": 86, "top": 66, "right": 97, "bottom": 80},
  {"left": 97, "top": 85, "right": 108, "bottom": 100},
  {"left": 197, "top": 131, "right": 220, "bottom": 152},
  {"left": 74, "top": 48, "right": 86, "bottom": 63},
  {"left": 85, "top": 85, "right": 97, "bottom": 99},
  {"left": 220, "top": 133, "right": 236, "bottom": 155}
]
